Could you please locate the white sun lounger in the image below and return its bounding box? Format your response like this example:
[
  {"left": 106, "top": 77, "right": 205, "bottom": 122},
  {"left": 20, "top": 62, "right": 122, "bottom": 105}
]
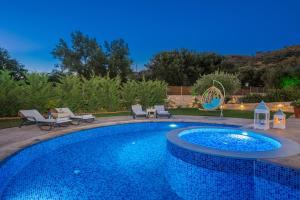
[
  {"left": 19, "top": 109, "right": 72, "bottom": 130},
  {"left": 154, "top": 105, "right": 171, "bottom": 118},
  {"left": 131, "top": 104, "right": 147, "bottom": 119},
  {"left": 55, "top": 108, "right": 95, "bottom": 123}
]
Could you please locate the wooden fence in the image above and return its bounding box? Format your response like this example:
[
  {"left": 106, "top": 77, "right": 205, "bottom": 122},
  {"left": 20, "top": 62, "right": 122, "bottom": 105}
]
[
  {"left": 167, "top": 86, "right": 192, "bottom": 95},
  {"left": 167, "top": 86, "right": 264, "bottom": 95}
]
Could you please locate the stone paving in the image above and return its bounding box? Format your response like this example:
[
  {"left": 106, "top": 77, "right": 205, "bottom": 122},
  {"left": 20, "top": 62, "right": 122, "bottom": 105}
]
[{"left": 0, "top": 115, "right": 299, "bottom": 169}]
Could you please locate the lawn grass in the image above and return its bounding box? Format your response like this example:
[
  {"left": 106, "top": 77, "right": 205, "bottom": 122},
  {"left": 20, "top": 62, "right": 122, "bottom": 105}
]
[
  {"left": 0, "top": 119, "right": 22, "bottom": 129},
  {"left": 94, "top": 111, "right": 131, "bottom": 117},
  {"left": 169, "top": 108, "right": 294, "bottom": 119},
  {"left": 0, "top": 109, "right": 293, "bottom": 129}
]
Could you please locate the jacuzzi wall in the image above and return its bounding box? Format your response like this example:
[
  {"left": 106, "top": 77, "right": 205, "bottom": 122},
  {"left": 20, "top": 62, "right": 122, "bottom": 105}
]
[
  {"left": 254, "top": 161, "right": 300, "bottom": 200},
  {"left": 166, "top": 141, "right": 300, "bottom": 200}
]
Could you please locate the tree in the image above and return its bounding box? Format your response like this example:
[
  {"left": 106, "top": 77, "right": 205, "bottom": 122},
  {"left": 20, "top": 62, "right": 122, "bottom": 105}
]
[
  {"left": 145, "top": 49, "right": 227, "bottom": 86},
  {"left": 238, "top": 65, "right": 265, "bottom": 87},
  {"left": 52, "top": 31, "right": 106, "bottom": 79},
  {"left": 104, "top": 39, "right": 132, "bottom": 81},
  {"left": 192, "top": 71, "right": 241, "bottom": 96},
  {"left": 0, "top": 48, "right": 27, "bottom": 80}
]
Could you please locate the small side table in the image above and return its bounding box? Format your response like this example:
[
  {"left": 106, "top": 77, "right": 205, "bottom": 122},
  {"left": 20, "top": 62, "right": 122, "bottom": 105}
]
[{"left": 146, "top": 108, "right": 156, "bottom": 118}]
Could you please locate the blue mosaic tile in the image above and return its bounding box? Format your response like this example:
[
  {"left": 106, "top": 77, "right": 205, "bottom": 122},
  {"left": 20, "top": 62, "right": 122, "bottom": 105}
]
[
  {"left": 166, "top": 132, "right": 300, "bottom": 200},
  {"left": 0, "top": 122, "right": 299, "bottom": 200},
  {"left": 167, "top": 141, "right": 254, "bottom": 175},
  {"left": 255, "top": 160, "right": 300, "bottom": 189},
  {"left": 166, "top": 151, "right": 254, "bottom": 200}
]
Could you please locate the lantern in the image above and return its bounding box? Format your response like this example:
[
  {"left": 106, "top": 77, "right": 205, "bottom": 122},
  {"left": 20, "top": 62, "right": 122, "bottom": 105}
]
[
  {"left": 254, "top": 101, "right": 270, "bottom": 130},
  {"left": 273, "top": 109, "right": 286, "bottom": 129}
]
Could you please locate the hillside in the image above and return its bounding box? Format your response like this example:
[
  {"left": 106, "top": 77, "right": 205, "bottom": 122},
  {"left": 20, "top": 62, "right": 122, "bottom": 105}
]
[{"left": 225, "top": 45, "right": 300, "bottom": 66}]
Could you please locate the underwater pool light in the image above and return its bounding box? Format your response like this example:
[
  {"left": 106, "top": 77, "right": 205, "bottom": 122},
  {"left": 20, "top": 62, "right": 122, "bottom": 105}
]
[
  {"left": 169, "top": 124, "right": 178, "bottom": 128},
  {"left": 241, "top": 131, "right": 248, "bottom": 136},
  {"left": 73, "top": 169, "right": 80, "bottom": 174}
]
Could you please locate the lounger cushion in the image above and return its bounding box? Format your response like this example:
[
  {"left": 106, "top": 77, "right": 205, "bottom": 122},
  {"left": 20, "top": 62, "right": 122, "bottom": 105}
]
[
  {"left": 56, "top": 108, "right": 95, "bottom": 120},
  {"left": 157, "top": 111, "right": 170, "bottom": 115},
  {"left": 20, "top": 109, "right": 46, "bottom": 122},
  {"left": 135, "top": 111, "right": 147, "bottom": 116},
  {"left": 132, "top": 104, "right": 147, "bottom": 116},
  {"left": 154, "top": 105, "right": 165, "bottom": 112},
  {"left": 154, "top": 105, "right": 171, "bottom": 116},
  {"left": 70, "top": 114, "right": 95, "bottom": 120},
  {"left": 56, "top": 117, "right": 72, "bottom": 124}
]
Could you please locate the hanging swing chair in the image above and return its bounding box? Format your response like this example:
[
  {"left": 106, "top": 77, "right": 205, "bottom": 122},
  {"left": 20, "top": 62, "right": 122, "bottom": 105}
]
[{"left": 199, "top": 80, "right": 225, "bottom": 117}]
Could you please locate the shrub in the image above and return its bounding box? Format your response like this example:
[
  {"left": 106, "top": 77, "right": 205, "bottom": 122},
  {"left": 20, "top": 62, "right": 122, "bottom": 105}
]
[
  {"left": 122, "top": 79, "right": 167, "bottom": 109},
  {"left": 97, "top": 76, "right": 121, "bottom": 111},
  {"left": 81, "top": 76, "right": 102, "bottom": 112},
  {"left": 0, "top": 71, "right": 24, "bottom": 117},
  {"left": 240, "top": 88, "right": 300, "bottom": 103},
  {"left": 121, "top": 80, "right": 139, "bottom": 109},
  {"left": 291, "top": 100, "right": 300, "bottom": 107},
  {"left": 192, "top": 71, "right": 241, "bottom": 96},
  {"left": 264, "top": 88, "right": 300, "bottom": 102},
  {"left": 0, "top": 70, "right": 168, "bottom": 116},
  {"left": 56, "top": 75, "right": 83, "bottom": 112},
  {"left": 240, "top": 94, "right": 264, "bottom": 103},
  {"left": 137, "top": 79, "right": 167, "bottom": 109},
  {"left": 57, "top": 75, "right": 122, "bottom": 112},
  {"left": 21, "top": 73, "right": 56, "bottom": 113}
]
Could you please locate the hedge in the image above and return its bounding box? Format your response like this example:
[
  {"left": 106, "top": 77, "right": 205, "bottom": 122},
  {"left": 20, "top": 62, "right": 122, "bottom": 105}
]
[
  {"left": 0, "top": 70, "right": 167, "bottom": 117},
  {"left": 240, "top": 88, "right": 300, "bottom": 103}
]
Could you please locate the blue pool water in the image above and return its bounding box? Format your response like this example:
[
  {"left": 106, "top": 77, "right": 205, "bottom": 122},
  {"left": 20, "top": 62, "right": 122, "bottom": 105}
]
[
  {"left": 0, "top": 122, "right": 233, "bottom": 200},
  {"left": 179, "top": 128, "right": 281, "bottom": 152},
  {"left": 0, "top": 122, "right": 299, "bottom": 200}
]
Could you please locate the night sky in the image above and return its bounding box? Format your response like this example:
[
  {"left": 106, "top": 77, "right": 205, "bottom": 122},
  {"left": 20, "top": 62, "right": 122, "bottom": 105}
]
[{"left": 1, "top": 0, "right": 300, "bottom": 72}]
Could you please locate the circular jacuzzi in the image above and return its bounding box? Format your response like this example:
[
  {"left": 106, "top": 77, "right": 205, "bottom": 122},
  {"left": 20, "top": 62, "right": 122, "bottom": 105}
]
[
  {"left": 179, "top": 128, "right": 281, "bottom": 152},
  {"left": 166, "top": 127, "right": 300, "bottom": 200},
  {"left": 167, "top": 127, "right": 300, "bottom": 159}
]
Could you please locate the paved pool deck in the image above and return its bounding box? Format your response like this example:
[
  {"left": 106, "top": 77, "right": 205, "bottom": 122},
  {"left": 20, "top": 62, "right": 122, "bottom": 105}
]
[{"left": 0, "top": 115, "right": 299, "bottom": 170}]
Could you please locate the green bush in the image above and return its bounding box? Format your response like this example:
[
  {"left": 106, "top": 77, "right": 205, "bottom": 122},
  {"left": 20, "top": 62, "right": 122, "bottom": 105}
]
[
  {"left": 21, "top": 73, "right": 56, "bottom": 113},
  {"left": 56, "top": 75, "right": 83, "bottom": 111},
  {"left": 80, "top": 76, "right": 102, "bottom": 112},
  {"left": 57, "top": 75, "right": 122, "bottom": 112},
  {"left": 121, "top": 80, "right": 139, "bottom": 109},
  {"left": 122, "top": 79, "right": 167, "bottom": 109},
  {"left": 0, "top": 70, "right": 168, "bottom": 116},
  {"left": 97, "top": 76, "right": 121, "bottom": 111},
  {"left": 240, "top": 88, "right": 300, "bottom": 103},
  {"left": 192, "top": 71, "right": 241, "bottom": 96},
  {"left": 240, "top": 94, "right": 264, "bottom": 103},
  {"left": 0, "top": 71, "right": 24, "bottom": 117},
  {"left": 291, "top": 99, "right": 300, "bottom": 107},
  {"left": 137, "top": 79, "right": 167, "bottom": 108},
  {"left": 264, "top": 88, "right": 300, "bottom": 102}
]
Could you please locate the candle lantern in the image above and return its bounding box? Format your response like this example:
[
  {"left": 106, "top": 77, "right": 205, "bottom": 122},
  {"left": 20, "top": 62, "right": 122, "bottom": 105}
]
[
  {"left": 273, "top": 109, "right": 286, "bottom": 129},
  {"left": 254, "top": 101, "right": 270, "bottom": 130}
]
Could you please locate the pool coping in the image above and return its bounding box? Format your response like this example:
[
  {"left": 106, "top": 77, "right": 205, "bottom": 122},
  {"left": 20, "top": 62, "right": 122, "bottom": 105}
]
[
  {"left": 0, "top": 117, "right": 300, "bottom": 170},
  {"left": 167, "top": 126, "right": 300, "bottom": 159}
]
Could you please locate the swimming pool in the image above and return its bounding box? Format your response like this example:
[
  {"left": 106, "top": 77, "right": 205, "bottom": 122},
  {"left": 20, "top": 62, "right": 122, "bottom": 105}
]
[{"left": 0, "top": 122, "right": 299, "bottom": 199}]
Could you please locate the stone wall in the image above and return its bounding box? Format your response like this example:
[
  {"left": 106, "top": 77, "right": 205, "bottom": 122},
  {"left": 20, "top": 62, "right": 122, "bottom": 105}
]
[
  {"left": 223, "top": 102, "right": 294, "bottom": 113},
  {"left": 167, "top": 95, "right": 198, "bottom": 108},
  {"left": 167, "top": 95, "right": 294, "bottom": 113}
]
